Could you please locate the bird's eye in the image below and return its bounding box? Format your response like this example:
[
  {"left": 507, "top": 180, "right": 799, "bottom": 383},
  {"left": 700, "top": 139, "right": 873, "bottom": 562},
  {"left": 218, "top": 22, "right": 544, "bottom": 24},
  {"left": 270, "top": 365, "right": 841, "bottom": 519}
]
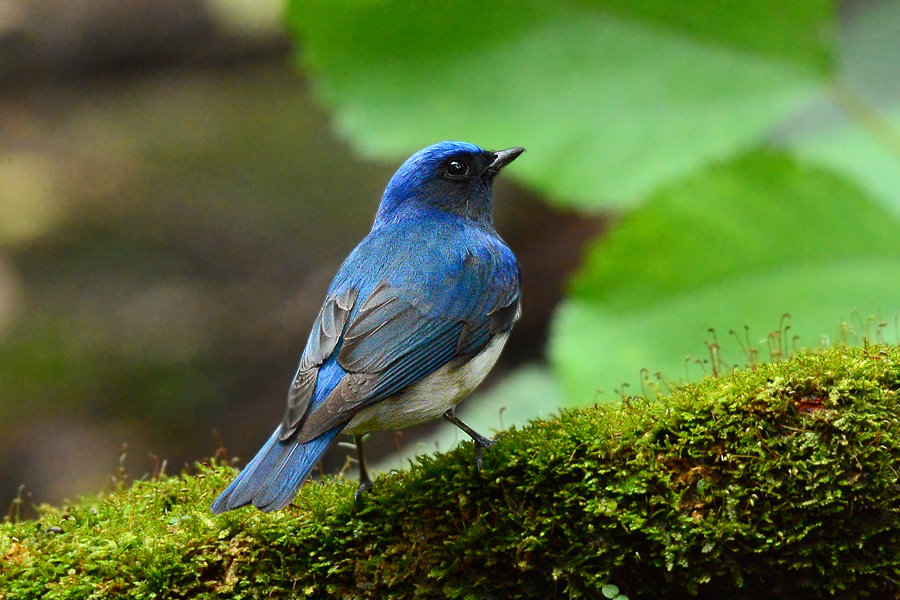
[{"left": 443, "top": 159, "right": 469, "bottom": 179}]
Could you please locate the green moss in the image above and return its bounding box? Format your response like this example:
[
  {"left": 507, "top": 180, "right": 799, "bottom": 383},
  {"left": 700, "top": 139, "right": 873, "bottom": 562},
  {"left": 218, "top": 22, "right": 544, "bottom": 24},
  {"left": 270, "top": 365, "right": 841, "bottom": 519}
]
[{"left": 3, "top": 345, "right": 900, "bottom": 598}]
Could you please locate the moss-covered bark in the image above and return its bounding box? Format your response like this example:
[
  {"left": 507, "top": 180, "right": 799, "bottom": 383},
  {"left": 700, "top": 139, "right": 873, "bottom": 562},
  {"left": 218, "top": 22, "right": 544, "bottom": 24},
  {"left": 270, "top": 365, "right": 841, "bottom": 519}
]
[{"left": 2, "top": 345, "right": 900, "bottom": 599}]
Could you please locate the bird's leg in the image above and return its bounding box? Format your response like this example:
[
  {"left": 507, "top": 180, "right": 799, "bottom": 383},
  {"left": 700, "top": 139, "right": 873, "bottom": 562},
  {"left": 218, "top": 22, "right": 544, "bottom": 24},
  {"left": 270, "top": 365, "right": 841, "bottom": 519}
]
[
  {"left": 354, "top": 434, "right": 373, "bottom": 504},
  {"left": 443, "top": 407, "right": 496, "bottom": 471}
]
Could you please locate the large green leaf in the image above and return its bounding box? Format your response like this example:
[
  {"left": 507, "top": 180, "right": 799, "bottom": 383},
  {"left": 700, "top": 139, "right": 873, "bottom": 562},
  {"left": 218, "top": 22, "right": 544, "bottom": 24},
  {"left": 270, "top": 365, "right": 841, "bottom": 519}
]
[
  {"left": 550, "top": 152, "right": 900, "bottom": 402},
  {"left": 287, "top": 0, "right": 832, "bottom": 207}
]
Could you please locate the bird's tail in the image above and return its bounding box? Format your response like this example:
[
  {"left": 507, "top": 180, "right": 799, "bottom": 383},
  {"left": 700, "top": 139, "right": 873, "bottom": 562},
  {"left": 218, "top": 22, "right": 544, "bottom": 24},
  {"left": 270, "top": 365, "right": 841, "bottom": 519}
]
[{"left": 211, "top": 426, "right": 341, "bottom": 514}]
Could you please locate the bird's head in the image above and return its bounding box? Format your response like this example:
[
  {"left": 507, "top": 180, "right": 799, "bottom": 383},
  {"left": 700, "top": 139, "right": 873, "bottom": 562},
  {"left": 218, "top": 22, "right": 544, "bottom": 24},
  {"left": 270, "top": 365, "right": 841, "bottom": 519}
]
[{"left": 375, "top": 141, "right": 524, "bottom": 228}]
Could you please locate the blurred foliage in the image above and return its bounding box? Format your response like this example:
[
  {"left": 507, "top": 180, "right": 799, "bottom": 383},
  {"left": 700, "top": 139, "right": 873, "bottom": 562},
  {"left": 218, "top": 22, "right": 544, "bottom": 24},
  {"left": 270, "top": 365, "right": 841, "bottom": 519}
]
[
  {"left": 780, "top": 0, "right": 900, "bottom": 214},
  {"left": 0, "top": 68, "right": 385, "bottom": 427},
  {"left": 201, "top": 0, "right": 284, "bottom": 37},
  {"left": 0, "top": 153, "right": 64, "bottom": 245},
  {"left": 286, "top": 0, "right": 900, "bottom": 405},
  {"left": 0, "top": 66, "right": 394, "bottom": 507},
  {"left": 288, "top": 0, "right": 831, "bottom": 207}
]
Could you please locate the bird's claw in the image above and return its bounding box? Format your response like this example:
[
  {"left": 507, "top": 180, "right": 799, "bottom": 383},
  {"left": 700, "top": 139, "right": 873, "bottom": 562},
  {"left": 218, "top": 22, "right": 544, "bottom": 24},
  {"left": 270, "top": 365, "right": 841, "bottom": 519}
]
[
  {"left": 474, "top": 436, "right": 496, "bottom": 472},
  {"left": 443, "top": 407, "right": 497, "bottom": 472},
  {"left": 354, "top": 478, "right": 373, "bottom": 507}
]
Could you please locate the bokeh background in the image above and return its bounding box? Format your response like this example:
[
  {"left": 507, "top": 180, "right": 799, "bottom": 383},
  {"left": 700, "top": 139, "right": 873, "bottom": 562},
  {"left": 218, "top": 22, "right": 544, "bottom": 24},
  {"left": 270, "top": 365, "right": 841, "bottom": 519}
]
[{"left": 1, "top": 0, "right": 898, "bottom": 516}]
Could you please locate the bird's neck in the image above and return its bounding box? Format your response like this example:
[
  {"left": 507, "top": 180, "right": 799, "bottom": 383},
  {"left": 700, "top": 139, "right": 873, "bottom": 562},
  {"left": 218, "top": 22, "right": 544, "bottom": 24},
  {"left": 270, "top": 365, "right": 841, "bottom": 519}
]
[{"left": 373, "top": 199, "right": 496, "bottom": 234}]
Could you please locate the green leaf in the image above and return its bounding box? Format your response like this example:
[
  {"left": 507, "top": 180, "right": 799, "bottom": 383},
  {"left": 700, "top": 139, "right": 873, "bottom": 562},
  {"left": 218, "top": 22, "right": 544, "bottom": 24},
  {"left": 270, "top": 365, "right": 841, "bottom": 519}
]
[
  {"left": 287, "top": 0, "right": 833, "bottom": 207},
  {"left": 550, "top": 152, "right": 900, "bottom": 402},
  {"left": 780, "top": 0, "right": 900, "bottom": 216},
  {"left": 786, "top": 106, "right": 900, "bottom": 216}
]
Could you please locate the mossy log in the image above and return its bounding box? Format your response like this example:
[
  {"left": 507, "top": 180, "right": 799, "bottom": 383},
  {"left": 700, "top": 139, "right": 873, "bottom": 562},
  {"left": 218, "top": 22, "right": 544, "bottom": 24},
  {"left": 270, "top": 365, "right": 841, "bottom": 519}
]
[{"left": 2, "top": 345, "right": 899, "bottom": 599}]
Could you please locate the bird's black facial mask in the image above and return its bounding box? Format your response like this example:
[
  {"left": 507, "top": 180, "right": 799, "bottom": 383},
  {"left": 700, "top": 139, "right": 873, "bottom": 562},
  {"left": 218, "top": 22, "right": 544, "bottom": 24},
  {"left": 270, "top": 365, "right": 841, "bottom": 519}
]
[
  {"left": 429, "top": 149, "right": 521, "bottom": 225},
  {"left": 430, "top": 151, "right": 495, "bottom": 225}
]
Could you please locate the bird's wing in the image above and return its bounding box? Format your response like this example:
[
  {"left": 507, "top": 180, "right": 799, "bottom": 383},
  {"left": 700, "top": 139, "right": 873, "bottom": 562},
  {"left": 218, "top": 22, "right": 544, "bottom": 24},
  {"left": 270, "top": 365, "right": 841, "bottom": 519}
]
[
  {"left": 278, "top": 286, "right": 358, "bottom": 441},
  {"left": 290, "top": 248, "right": 519, "bottom": 443}
]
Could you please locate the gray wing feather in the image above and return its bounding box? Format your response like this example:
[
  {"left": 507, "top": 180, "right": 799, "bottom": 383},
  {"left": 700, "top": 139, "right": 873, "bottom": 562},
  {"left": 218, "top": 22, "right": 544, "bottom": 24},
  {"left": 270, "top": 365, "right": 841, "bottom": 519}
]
[{"left": 279, "top": 287, "right": 358, "bottom": 440}]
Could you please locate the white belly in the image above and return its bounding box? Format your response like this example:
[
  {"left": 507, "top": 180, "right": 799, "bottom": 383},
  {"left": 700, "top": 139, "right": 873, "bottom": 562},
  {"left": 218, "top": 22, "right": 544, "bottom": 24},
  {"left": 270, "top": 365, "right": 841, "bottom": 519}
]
[{"left": 343, "top": 332, "right": 510, "bottom": 435}]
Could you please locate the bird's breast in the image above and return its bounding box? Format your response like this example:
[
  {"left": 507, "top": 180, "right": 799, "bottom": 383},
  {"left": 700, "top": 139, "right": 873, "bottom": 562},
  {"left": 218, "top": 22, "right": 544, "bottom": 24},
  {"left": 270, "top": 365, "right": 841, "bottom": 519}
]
[{"left": 343, "top": 332, "right": 510, "bottom": 435}]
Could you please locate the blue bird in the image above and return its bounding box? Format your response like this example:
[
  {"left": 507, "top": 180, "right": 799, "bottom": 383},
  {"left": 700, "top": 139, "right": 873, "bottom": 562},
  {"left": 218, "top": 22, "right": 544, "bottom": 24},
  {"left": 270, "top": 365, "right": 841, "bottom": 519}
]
[{"left": 211, "top": 141, "right": 523, "bottom": 513}]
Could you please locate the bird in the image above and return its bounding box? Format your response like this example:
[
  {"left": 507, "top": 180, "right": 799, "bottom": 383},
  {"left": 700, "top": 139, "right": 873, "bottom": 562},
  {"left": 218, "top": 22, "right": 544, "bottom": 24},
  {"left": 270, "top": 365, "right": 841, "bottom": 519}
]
[{"left": 211, "top": 141, "right": 523, "bottom": 514}]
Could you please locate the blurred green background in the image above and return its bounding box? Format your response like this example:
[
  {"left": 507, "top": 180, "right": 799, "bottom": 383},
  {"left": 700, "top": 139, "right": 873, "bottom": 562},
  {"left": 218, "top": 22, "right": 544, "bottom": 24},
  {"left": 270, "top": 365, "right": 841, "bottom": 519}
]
[{"left": 0, "top": 0, "right": 898, "bottom": 515}]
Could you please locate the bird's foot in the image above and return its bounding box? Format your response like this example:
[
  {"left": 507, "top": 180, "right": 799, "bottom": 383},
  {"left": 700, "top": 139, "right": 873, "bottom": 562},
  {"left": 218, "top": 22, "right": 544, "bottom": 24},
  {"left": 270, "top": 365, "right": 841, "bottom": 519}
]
[
  {"left": 473, "top": 436, "right": 496, "bottom": 472},
  {"left": 354, "top": 477, "right": 374, "bottom": 507},
  {"left": 353, "top": 433, "right": 374, "bottom": 507},
  {"left": 443, "top": 407, "right": 496, "bottom": 472}
]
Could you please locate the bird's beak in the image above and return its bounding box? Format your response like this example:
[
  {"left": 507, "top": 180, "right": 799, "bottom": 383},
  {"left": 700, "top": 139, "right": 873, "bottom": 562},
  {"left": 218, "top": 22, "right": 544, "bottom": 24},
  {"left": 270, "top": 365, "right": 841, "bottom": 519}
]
[{"left": 487, "top": 147, "right": 525, "bottom": 173}]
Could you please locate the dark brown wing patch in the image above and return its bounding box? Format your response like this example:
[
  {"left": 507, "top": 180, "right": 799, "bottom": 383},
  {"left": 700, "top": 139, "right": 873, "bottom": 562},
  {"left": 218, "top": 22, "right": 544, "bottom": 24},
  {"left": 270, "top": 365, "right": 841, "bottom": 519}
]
[
  {"left": 279, "top": 287, "right": 358, "bottom": 440},
  {"left": 295, "top": 373, "right": 376, "bottom": 443}
]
